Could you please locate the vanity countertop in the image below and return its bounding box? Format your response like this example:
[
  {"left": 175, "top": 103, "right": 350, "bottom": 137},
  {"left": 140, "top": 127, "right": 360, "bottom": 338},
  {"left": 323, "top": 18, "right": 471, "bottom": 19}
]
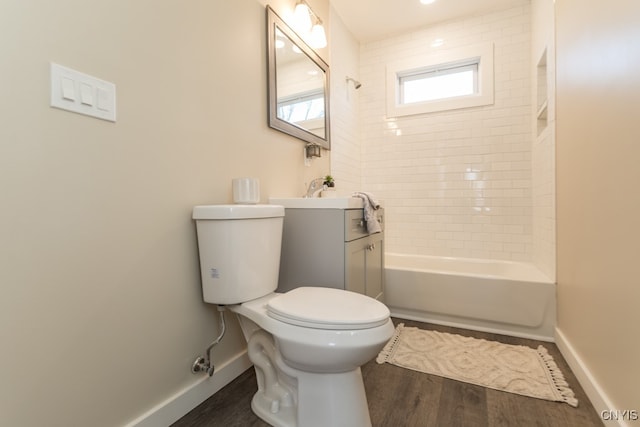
[{"left": 269, "top": 197, "right": 364, "bottom": 209}]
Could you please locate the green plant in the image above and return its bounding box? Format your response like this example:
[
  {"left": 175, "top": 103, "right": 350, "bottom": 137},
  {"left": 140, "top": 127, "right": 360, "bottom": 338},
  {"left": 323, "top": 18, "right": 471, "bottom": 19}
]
[{"left": 323, "top": 175, "right": 335, "bottom": 187}]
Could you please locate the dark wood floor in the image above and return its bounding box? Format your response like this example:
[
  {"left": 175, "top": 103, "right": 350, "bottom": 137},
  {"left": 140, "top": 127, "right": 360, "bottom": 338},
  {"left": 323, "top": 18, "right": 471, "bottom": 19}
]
[{"left": 172, "top": 319, "right": 603, "bottom": 427}]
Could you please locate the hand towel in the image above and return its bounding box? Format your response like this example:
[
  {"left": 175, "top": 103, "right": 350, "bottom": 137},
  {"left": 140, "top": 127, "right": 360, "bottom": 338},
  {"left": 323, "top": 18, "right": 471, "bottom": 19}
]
[{"left": 352, "top": 192, "right": 382, "bottom": 234}]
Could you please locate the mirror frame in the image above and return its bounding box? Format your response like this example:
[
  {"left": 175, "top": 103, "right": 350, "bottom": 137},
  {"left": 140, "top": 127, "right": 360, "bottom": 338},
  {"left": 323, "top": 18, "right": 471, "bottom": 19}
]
[{"left": 266, "top": 6, "right": 331, "bottom": 149}]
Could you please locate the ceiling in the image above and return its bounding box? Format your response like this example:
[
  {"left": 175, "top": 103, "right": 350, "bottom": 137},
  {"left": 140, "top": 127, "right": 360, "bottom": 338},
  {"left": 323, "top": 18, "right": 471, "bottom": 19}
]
[{"left": 329, "top": 0, "right": 529, "bottom": 43}]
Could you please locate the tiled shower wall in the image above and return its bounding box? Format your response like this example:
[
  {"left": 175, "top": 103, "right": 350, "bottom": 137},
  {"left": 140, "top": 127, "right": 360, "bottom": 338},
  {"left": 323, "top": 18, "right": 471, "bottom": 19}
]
[
  {"left": 531, "top": 0, "right": 556, "bottom": 279},
  {"left": 329, "top": 7, "right": 361, "bottom": 193},
  {"left": 359, "top": 4, "right": 533, "bottom": 261}
]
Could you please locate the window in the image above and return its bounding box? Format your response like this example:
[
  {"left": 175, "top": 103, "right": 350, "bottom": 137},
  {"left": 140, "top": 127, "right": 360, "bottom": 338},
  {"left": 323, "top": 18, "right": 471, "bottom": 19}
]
[
  {"left": 399, "top": 60, "right": 478, "bottom": 104},
  {"left": 386, "top": 43, "right": 494, "bottom": 117}
]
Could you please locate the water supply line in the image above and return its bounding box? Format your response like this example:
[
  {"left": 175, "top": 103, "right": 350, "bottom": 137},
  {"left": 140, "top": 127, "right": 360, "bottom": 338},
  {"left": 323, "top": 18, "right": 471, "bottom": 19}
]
[{"left": 191, "top": 305, "right": 227, "bottom": 377}]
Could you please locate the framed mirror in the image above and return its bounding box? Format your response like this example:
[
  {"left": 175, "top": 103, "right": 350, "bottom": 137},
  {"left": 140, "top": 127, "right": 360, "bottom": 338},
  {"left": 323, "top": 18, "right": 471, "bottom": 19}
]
[{"left": 267, "top": 6, "right": 330, "bottom": 149}]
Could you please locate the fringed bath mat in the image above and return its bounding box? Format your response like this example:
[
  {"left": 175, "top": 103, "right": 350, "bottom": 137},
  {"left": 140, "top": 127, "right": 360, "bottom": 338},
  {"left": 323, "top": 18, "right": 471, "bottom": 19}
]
[{"left": 377, "top": 324, "right": 578, "bottom": 407}]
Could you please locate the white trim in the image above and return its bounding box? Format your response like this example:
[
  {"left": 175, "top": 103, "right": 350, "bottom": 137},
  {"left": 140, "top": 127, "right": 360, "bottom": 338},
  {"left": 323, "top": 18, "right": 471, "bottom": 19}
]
[
  {"left": 386, "top": 43, "right": 494, "bottom": 117},
  {"left": 124, "top": 350, "right": 252, "bottom": 427},
  {"left": 555, "top": 328, "right": 628, "bottom": 427}
]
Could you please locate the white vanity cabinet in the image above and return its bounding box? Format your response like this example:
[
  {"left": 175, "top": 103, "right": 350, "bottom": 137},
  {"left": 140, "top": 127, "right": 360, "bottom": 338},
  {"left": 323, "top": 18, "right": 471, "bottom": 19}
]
[{"left": 276, "top": 207, "right": 384, "bottom": 300}]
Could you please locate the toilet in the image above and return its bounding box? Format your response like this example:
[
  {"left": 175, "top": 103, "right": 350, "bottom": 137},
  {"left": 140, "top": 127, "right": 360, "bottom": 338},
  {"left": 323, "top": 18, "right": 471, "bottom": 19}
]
[{"left": 193, "top": 204, "right": 394, "bottom": 427}]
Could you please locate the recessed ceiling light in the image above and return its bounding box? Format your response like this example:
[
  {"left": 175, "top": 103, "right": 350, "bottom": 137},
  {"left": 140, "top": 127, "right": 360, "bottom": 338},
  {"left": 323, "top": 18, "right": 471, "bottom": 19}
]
[{"left": 420, "top": 0, "right": 436, "bottom": 4}]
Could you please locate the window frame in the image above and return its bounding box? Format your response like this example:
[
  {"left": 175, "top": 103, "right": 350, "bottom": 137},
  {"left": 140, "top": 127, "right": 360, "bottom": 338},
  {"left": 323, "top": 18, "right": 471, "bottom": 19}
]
[{"left": 386, "top": 43, "right": 494, "bottom": 117}]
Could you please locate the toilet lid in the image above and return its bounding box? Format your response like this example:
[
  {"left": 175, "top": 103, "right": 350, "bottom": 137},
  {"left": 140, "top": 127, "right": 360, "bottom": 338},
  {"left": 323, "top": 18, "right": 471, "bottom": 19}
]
[{"left": 266, "top": 287, "right": 390, "bottom": 330}]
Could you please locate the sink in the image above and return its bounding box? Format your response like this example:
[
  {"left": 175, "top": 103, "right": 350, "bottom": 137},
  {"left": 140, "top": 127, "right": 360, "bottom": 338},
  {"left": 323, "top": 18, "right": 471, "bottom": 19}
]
[{"left": 269, "top": 197, "right": 364, "bottom": 209}]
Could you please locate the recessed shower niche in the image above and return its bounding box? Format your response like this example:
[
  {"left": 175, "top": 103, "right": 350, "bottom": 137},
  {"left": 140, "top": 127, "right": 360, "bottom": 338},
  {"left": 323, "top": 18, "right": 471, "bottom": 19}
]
[{"left": 536, "top": 49, "right": 548, "bottom": 136}]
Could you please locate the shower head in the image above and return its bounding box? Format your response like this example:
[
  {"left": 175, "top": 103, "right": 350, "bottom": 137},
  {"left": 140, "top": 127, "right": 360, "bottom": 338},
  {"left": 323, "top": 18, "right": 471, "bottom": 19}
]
[{"left": 346, "top": 76, "right": 362, "bottom": 89}]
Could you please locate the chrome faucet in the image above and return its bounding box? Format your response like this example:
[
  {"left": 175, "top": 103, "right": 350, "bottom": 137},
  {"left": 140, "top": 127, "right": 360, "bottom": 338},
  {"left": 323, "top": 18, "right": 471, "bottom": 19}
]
[{"left": 304, "top": 177, "right": 325, "bottom": 198}]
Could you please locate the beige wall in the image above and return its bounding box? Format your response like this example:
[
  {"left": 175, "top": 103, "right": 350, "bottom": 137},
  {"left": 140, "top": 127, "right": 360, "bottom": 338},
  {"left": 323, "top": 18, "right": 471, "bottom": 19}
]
[
  {"left": 556, "top": 0, "right": 640, "bottom": 412},
  {"left": 0, "top": 1, "right": 329, "bottom": 426}
]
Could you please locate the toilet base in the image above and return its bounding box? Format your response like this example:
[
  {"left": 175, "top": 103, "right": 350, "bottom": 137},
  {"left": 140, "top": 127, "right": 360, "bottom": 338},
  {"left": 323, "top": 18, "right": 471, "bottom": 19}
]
[
  {"left": 252, "top": 392, "right": 297, "bottom": 427},
  {"left": 251, "top": 390, "right": 298, "bottom": 427},
  {"left": 251, "top": 366, "right": 372, "bottom": 427},
  {"left": 294, "top": 368, "right": 371, "bottom": 427},
  {"left": 247, "top": 329, "right": 372, "bottom": 427}
]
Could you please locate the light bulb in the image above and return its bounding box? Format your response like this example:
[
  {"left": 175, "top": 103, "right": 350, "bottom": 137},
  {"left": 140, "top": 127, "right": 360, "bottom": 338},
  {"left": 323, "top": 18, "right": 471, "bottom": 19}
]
[
  {"left": 293, "top": 2, "right": 312, "bottom": 33},
  {"left": 309, "top": 23, "right": 327, "bottom": 48}
]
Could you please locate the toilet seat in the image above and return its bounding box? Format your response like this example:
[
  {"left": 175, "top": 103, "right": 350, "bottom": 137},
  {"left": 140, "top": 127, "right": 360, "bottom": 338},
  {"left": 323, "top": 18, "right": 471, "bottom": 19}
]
[{"left": 267, "top": 287, "right": 390, "bottom": 330}]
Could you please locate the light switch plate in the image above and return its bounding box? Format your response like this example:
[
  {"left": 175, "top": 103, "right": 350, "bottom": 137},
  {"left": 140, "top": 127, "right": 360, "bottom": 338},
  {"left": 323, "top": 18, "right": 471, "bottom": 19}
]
[{"left": 50, "top": 62, "right": 116, "bottom": 122}]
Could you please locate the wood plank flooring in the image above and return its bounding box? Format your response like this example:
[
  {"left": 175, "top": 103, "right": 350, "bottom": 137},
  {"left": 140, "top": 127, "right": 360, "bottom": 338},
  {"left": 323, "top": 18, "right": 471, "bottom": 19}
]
[{"left": 172, "top": 319, "right": 603, "bottom": 427}]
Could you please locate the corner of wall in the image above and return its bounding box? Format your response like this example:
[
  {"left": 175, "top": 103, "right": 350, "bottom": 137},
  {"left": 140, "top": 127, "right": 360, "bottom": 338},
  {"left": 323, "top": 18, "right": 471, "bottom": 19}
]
[{"left": 555, "top": 328, "right": 626, "bottom": 427}]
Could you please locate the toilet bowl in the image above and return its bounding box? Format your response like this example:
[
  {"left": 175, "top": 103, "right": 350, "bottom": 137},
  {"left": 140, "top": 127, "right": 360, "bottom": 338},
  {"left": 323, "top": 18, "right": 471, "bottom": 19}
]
[
  {"left": 234, "top": 288, "right": 393, "bottom": 372},
  {"left": 192, "top": 204, "right": 394, "bottom": 427},
  {"left": 231, "top": 288, "right": 393, "bottom": 427}
]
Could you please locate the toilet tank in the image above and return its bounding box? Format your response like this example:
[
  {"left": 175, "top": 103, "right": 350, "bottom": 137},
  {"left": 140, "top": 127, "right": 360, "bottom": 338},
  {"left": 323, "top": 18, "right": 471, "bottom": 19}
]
[{"left": 192, "top": 204, "right": 285, "bottom": 305}]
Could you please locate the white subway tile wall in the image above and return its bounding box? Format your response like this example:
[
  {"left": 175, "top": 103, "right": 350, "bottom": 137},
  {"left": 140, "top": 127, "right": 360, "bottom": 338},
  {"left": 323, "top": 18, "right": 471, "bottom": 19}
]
[
  {"left": 531, "top": 1, "right": 556, "bottom": 280},
  {"left": 359, "top": 5, "right": 534, "bottom": 261},
  {"left": 329, "top": 8, "right": 362, "bottom": 194},
  {"left": 533, "top": 127, "right": 555, "bottom": 277}
]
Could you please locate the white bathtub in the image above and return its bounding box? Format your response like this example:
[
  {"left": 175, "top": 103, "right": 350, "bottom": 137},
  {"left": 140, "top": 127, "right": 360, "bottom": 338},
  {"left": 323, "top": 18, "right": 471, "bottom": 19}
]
[{"left": 384, "top": 253, "right": 556, "bottom": 341}]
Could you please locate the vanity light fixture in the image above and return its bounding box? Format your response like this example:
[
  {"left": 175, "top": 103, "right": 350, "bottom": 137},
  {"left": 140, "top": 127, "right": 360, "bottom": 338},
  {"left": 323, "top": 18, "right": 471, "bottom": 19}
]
[
  {"left": 420, "top": 0, "right": 436, "bottom": 4},
  {"left": 309, "top": 19, "right": 327, "bottom": 48},
  {"left": 293, "top": 1, "right": 312, "bottom": 32},
  {"left": 305, "top": 142, "right": 322, "bottom": 158},
  {"left": 292, "top": 0, "right": 327, "bottom": 49}
]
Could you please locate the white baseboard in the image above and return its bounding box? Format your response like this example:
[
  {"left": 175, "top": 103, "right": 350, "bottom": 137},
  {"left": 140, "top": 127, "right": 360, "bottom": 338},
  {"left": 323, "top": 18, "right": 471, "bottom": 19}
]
[
  {"left": 125, "top": 350, "right": 252, "bottom": 427},
  {"left": 555, "top": 327, "right": 631, "bottom": 427}
]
